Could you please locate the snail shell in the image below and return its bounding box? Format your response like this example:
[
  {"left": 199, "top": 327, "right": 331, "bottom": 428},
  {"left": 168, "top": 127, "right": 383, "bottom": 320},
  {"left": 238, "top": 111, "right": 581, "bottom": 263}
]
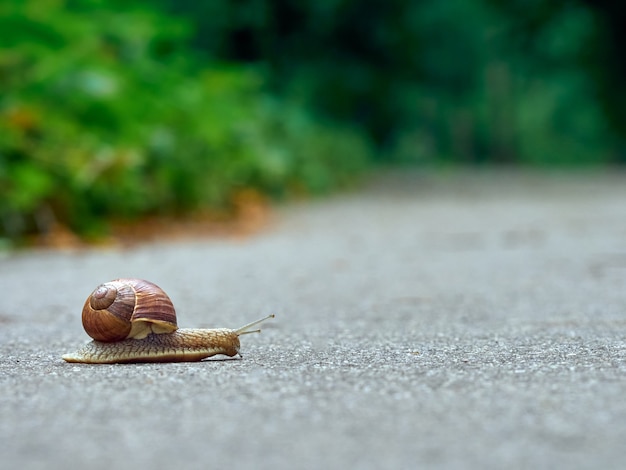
[
  {"left": 82, "top": 279, "right": 177, "bottom": 342},
  {"left": 62, "top": 278, "right": 274, "bottom": 364}
]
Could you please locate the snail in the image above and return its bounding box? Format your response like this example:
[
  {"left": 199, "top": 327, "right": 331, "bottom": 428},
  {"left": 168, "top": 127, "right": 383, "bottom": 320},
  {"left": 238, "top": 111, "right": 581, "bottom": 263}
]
[{"left": 62, "top": 278, "right": 274, "bottom": 364}]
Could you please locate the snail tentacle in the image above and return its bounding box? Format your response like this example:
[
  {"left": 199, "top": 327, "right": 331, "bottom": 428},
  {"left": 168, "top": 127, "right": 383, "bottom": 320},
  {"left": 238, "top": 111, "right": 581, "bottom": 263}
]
[{"left": 235, "top": 314, "right": 276, "bottom": 335}]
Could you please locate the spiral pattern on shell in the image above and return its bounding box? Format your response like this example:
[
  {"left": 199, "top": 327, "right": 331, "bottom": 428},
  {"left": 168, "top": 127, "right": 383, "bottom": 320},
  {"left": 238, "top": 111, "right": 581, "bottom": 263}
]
[{"left": 82, "top": 279, "right": 178, "bottom": 342}]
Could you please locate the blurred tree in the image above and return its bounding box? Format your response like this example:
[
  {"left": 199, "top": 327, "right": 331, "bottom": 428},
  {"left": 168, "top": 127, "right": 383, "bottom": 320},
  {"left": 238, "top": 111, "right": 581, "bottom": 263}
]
[
  {"left": 153, "top": 0, "right": 622, "bottom": 165},
  {"left": 579, "top": 0, "right": 626, "bottom": 162}
]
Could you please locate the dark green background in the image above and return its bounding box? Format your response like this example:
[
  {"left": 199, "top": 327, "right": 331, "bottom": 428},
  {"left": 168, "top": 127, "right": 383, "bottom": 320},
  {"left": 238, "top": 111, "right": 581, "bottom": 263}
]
[{"left": 1, "top": 0, "right": 625, "bottom": 242}]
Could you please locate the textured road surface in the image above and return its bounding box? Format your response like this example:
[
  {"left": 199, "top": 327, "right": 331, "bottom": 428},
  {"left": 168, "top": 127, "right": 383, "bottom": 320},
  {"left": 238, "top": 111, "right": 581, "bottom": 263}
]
[{"left": 1, "top": 170, "right": 625, "bottom": 470}]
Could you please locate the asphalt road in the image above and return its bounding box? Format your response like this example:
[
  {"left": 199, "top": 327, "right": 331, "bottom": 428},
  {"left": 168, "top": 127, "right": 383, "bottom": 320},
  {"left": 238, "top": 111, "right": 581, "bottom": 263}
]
[{"left": 1, "top": 170, "right": 625, "bottom": 470}]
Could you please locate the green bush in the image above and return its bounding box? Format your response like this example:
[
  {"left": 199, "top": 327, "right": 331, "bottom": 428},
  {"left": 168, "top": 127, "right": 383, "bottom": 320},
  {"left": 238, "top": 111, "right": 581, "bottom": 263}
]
[{"left": 0, "top": 0, "right": 372, "bottom": 242}]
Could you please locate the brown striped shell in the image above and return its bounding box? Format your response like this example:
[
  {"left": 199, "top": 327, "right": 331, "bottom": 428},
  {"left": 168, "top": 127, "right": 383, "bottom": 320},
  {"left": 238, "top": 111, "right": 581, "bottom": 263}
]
[{"left": 82, "top": 279, "right": 178, "bottom": 342}]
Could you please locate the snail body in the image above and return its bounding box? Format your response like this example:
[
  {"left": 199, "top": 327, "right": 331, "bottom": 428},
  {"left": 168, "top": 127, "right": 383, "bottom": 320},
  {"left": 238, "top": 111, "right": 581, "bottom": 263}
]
[{"left": 62, "top": 278, "right": 273, "bottom": 364}]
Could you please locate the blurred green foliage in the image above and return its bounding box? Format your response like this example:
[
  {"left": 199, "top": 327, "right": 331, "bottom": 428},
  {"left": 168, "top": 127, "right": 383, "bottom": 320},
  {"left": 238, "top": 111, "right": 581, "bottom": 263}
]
[
  {"left": 1, "top": 0, "right": 624, "bottom": 243},
  {"left": 0, "top": 0, "right": 370, "bottom": 241},
  {"left": 159, "top": 0, "right": 622, "bottom": 165}
]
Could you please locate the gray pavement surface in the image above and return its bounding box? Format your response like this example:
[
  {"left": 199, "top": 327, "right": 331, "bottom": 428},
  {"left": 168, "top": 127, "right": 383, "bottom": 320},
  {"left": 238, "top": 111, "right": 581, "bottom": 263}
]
[{"left": 1, "top": 170, "right": 626, "bottom": 470}]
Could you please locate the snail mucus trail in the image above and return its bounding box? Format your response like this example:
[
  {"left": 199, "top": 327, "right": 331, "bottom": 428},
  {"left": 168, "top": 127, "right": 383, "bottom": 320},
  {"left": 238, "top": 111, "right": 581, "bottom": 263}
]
[{"left": 62, "top": 278, "right": 274, "bottom": 364}]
